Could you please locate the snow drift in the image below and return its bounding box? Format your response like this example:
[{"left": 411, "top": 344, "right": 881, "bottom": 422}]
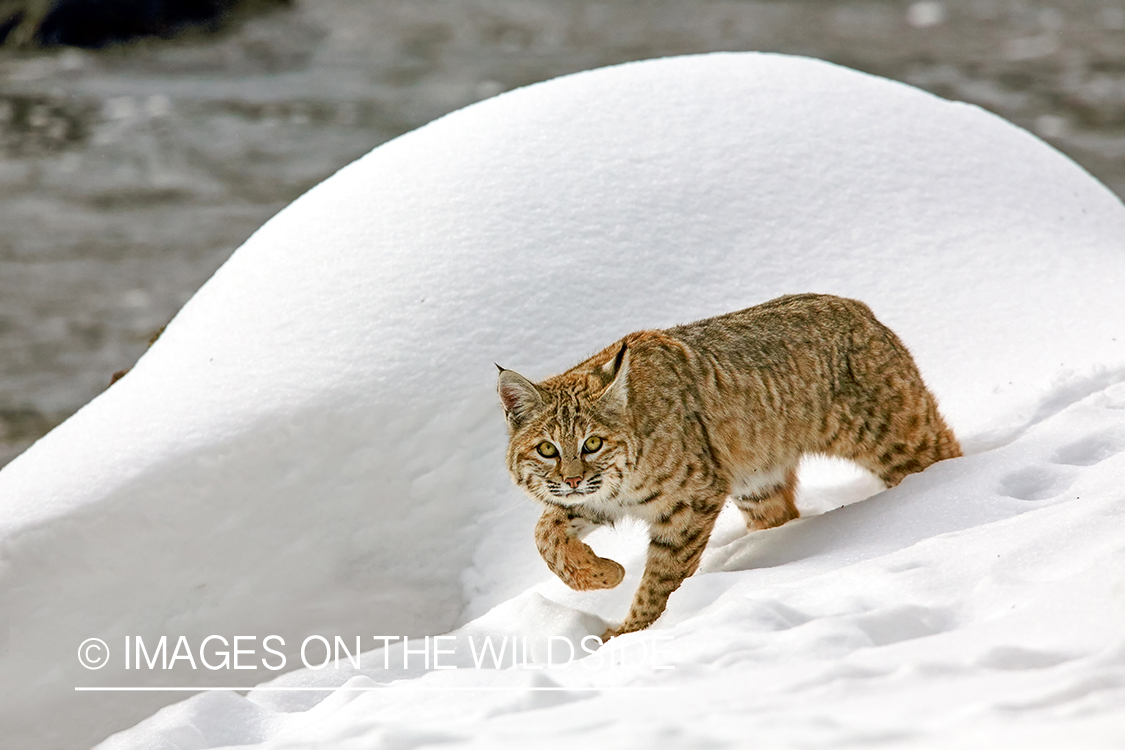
[{"left": 1, "top": 52, "right": 1123, "bottom": 750}]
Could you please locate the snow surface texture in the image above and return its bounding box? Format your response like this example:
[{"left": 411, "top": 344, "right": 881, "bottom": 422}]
[{"left": 1, "top": 52, "right": 1123, "bottom": 749}]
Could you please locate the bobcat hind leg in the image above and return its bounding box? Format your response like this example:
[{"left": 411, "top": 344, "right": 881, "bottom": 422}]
[
  {"left": 856, "top": 406, "right": 962, "bottom": 488},
  {"left": 733, "top": 467, "right": 799, "bottom": 532}
]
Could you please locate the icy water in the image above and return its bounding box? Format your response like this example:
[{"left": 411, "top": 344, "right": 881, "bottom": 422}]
[{"left": 1, "top": 0, "right": 1123, "bottom": 465}]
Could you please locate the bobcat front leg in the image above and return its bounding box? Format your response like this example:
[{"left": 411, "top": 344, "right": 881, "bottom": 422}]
[
  {"left": 604, "top": 494, "right": 724, "bottom": 639},
  {"left": 535, "top": 505, "right": 624, "bottom": 591}
]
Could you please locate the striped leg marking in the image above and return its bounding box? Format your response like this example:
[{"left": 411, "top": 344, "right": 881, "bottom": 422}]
[{"left": 733, "top": 468, "right": 799, "bottom": 532}]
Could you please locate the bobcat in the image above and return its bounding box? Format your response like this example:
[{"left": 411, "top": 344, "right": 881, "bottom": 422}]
[{"left": 497, "top": 294, "right": 960, "bottom": 639}]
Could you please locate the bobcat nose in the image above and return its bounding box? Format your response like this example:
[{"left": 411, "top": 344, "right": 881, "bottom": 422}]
[{"left": 563, "top": 476, "right": 583, "bottom": 489}]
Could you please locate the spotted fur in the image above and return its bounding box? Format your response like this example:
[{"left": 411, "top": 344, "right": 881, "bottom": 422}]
[{"left": 498, "top": 294, "right": 961, "bottom": 638}]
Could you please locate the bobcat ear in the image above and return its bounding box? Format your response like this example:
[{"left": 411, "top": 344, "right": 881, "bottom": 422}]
[
  {"left": 497, "top": 367, "right": 544, "bottom": 428},
  {"left": 598, "top": 343, "right": 630, "bottom": 415}
]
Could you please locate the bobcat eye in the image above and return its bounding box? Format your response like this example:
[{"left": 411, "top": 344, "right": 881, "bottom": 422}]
[
  {"left": 582, "top": 436, "right": 603, "bottom": 454},
  {"left": 536, "top": 441, "right": 559, "bottom": 458}
]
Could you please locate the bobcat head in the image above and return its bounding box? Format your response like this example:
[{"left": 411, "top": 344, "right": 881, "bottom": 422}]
[{"left": 497, "top": 344, "right": 633, "bottom": 509}]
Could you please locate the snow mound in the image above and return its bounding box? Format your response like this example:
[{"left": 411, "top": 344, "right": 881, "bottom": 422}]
[
  {"left": 104, "top": 381, "right": 1125, "bottom": 749},
  {"left": 1, "top": 52, "right": 1123, "bottom": 750}
]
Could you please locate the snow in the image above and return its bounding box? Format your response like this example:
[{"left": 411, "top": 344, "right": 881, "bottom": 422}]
[{"left": 0, "top": 51, "right": 1123, "bottom": 749}]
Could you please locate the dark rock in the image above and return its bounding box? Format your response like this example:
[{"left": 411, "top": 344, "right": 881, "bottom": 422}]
[{"left": 1, "top": 0, "right": 290, "bottom": 48}]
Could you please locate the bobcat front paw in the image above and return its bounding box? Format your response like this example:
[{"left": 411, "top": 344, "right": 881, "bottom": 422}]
[
  {"left": 601, "top": 617, "right": 650, "bottom": 640},
  {"left": 561, "top": 554, "right": 624, "bottom": 591}
]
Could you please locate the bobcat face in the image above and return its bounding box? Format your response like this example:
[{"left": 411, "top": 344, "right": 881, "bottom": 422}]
[
  {"left": 522, "top": 424, "right": 627, "bottom": 506},
  {"left": 498, "top": 346, "right": 632, "bottom": 509}
]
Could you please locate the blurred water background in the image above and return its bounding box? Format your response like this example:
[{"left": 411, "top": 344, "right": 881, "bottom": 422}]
[{"left": 1, "top": 0, "right": 1123, "bottom": 466}]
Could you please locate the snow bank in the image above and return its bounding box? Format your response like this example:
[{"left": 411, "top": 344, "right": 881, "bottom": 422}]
[
  {"left": 103, "top": 381, "right": 1125, "bottom": 749},
  {"left": 1, "top": 52, "right": 1123, "bottom": 750}
]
